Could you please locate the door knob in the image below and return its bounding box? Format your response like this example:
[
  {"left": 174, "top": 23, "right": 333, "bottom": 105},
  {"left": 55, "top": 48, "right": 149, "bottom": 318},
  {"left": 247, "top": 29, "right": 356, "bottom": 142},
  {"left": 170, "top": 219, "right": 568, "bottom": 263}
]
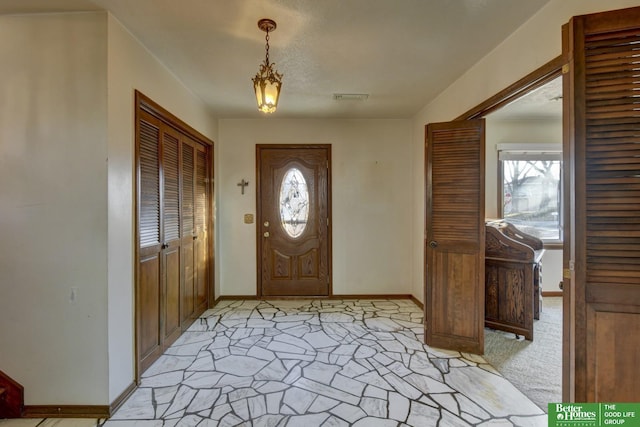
[
  {"left": 264, "top": 221, "right": 270, "bottom": 227},
  {"left": 263, "top": 231, "right": 270, "bottom": 237},
  {"left": 429, "top": 241, "right": 438, "bottom": 248}
]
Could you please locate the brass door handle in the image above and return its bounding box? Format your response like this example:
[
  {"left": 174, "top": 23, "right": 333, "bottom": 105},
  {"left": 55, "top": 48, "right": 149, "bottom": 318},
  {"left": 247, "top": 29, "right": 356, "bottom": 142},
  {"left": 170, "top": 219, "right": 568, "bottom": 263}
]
[
  {"left": 429, "top": 241, "right": 438, "bottom": 248},
  {"left": 263, "top": 231, "right": 270, "bottom": 237}
]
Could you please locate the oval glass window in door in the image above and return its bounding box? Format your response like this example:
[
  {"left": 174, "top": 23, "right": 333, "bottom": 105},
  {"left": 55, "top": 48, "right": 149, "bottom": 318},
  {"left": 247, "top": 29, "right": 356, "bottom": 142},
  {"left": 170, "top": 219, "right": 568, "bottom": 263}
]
[{"left": 279, "top": 168, "right": 309, "bottom": 238}]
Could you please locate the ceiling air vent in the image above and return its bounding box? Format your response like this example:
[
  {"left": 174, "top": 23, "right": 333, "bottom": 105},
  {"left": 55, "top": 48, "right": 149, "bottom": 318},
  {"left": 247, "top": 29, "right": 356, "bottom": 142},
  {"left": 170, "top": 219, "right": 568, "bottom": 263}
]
[{"left": 333, "top": 93, "right": 369, "bottom": 101}]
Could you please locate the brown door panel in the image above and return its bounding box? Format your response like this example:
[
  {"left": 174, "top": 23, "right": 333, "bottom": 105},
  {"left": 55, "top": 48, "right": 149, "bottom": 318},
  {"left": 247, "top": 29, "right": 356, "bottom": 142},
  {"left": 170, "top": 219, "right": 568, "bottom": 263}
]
[
  {"left": 425, "top": 120, "right": 485, "bottom": 355},
  {"left": 257, "top": 145, "right": 331, "bottom": 297},
  {"left": 565, "top": 6, "right": 640, "bottom": 402}
]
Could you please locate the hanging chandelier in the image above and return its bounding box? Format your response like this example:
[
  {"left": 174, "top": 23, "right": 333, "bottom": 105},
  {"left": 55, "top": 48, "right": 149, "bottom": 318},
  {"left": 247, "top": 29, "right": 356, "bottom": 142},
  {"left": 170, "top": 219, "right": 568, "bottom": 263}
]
[{"left": 252, "top": 18, "right": 283, "bottom": 114}]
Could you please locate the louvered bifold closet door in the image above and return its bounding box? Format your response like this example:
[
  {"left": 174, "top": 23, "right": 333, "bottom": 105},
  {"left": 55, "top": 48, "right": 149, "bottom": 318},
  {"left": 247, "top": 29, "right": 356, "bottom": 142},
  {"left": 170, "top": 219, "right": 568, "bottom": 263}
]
[
  {"left": 161, "top": 125, "right": 182, "bottom": 346},
  {"left": 180, "top": 138, "right": 196, "bottom": 325},
  {"left": 194, "top": 145, "right": 209, "bottom": 313},
  {"left": 137, "top": 111, "right": 163, "bottom": 373},
  {"left": 567, "top": 6, "right": 640, "bottom": 402},
  {"left": 425, "top": 119, "right": 485, "bottom": 354}
]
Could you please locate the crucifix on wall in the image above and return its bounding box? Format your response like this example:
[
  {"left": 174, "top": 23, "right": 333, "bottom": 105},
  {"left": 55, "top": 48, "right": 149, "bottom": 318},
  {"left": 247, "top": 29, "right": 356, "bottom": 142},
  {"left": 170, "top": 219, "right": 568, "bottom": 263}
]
[{"left": 237, "top": 179, "right": 249, "bottom": 195}]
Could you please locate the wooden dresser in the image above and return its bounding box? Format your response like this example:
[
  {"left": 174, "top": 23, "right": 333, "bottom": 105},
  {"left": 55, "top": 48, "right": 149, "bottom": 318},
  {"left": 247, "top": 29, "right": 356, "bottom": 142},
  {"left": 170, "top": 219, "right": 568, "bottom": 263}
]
[{"left": 484, "top": 220, "right": 544, "bottom": 340}]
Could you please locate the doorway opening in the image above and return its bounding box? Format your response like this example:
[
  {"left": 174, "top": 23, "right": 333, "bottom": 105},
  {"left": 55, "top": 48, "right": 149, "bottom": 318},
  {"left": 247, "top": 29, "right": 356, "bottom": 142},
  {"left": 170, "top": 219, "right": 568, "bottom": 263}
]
[{"left": 481, "top": 75, "right": 564, "bottom": 408}]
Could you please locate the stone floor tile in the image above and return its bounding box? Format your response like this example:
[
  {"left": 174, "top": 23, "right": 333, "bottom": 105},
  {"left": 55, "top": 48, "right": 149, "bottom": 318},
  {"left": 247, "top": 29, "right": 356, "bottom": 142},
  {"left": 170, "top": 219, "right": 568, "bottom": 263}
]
[
  {"left": 248, "top": 394, "right": 267, "bottom": 419},
  {"left": 256, "top": 359, "right": 288, "bottom": 381},
  {"left": 445, "top": 367, "right": 541, "bottom": 417},
  {"left": 303, "top": 331, "right": 340, "bottom": 348},
  {"left": 388, "top": 391, "right": 410, "bottom": 421},
  {"left": 294, "top": 377, "right": 360, "bottom": 405},
  {"left": 406, "top": 401, "right": 441, "bottom": 427},
  {"left": 383, "top": 371, "right": 423, "bottom": 399},
  {"left": 303, "top": 361, "right": 341, "bottom": 384},
  {"left": 186, "top": 388, "right": 220, "bottom": 413},
  {"left": 330, "top": 402, "right": 367, "bottom": 423},
  {"left": 308, "top": 395, "right": 339, "bottom": 413},
  {"left": 360, "top": 396, "right": 388, "bottom": 418},
  {"left": 181, "top": 371, "right": 224, "bottom": 388},
  {"left": 215, "top": 354, "right": 270, "bottom": 376},
  {"left": 331, "top": 373, "right": 366, "bottom": 396},
  {"left": 282, "top": 387, "right": 317, "bottom": 414}
]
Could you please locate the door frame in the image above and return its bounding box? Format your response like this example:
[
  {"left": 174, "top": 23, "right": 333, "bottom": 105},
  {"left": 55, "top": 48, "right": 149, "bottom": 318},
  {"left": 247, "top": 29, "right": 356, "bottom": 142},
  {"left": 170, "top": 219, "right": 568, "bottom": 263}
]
[{"left": 255, "top": 144, "right": 333, "bottom": 298}]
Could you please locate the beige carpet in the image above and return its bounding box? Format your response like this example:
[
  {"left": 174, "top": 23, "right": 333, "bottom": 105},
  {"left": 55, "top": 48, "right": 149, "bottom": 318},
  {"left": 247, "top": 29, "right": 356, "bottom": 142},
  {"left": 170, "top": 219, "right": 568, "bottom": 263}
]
[{"left": 482, "top": 297, "right": 562, "bottom": 412}]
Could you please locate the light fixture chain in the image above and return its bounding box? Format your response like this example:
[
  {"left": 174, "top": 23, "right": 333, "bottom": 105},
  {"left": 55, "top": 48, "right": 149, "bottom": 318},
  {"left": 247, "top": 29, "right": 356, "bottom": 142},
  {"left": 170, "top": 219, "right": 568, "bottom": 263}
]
[{"left": 265, "top": 31, "right": 270, "bottom": 64}]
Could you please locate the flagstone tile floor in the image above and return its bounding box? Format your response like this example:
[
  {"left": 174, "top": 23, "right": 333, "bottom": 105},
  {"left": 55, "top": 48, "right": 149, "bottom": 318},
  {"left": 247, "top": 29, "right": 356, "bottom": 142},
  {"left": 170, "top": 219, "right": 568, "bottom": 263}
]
[
  {"left": 0, "top": 299, "right": 547, "bottom": 427},
  {"left": 104, "top": 299, "right": 546, "bottom": 426}
]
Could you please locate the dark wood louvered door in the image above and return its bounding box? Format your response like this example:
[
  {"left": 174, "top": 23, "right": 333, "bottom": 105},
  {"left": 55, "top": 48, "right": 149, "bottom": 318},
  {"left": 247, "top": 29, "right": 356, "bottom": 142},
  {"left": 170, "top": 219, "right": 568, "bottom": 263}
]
[
  {"left": 161, "top": 125, "right": 182, "bottom": 346},
  {"left": 180, "top": 138, "right": 210, "bottom": 325},
  {"left": 180, "top": 138, "right": 196, "bottom": 325},
  {"left": 194, "top": 145, "right": 209, "bottom": 314},
  {"left": 136, "top": 92, "right": 213, "bottom": 377},
  {"left": 137, "top": 110, "right": 164, "bottom": 372},
  {"left": 425, "top": 120, "right": 485, "bottom": 354},
  {"left": 564, "top": 6, "right": 640, "bottom": 402}
]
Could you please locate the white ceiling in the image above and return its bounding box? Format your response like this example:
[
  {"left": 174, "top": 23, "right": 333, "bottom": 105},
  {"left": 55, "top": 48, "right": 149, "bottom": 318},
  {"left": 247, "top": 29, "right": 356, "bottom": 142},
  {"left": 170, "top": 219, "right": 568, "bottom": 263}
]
[
  {"left": 489, "top": 76, "right": 563, "bottom": 121},
  {"left": 0, "top": 0, "right": 553, "bottom": 119}
]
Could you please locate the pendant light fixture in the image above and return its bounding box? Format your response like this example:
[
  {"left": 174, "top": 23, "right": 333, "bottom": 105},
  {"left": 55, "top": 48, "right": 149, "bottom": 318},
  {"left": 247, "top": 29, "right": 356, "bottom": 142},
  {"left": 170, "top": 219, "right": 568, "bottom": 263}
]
[{"left": 252, "top": 18, "right": 283, "bottom": 114}]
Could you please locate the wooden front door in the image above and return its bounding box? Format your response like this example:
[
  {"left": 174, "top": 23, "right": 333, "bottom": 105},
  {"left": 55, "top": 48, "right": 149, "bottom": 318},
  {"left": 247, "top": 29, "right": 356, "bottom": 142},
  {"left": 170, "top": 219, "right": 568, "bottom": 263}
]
[
  {"left": 564, "top": 6, "right": 640, "bottom": 402},
  {"left": 425, "top": 120, "right": 485, "bottom": 354},
  {"left": 257, "top": 145, "right": 331, "bottom": 297}
]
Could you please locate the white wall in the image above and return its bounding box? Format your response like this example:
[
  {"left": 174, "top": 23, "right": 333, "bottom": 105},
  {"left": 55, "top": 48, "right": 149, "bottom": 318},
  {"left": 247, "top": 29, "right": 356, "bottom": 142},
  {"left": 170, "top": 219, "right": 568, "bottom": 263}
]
[
  {"left": 485, "top": 117, "right": 564, "bottom": 291},
  {"left": 0, "top": 11, "right": 218, "bottom": 406},
  {"left": 410, "top": 0, "right": 640, "bottom": 303},
  {"left": 217, "top": 119, "right": 413, "bottom": 297},
  {"left": 106, "top": 14, "right": 218, "bottom": 402},
  {"left": 0, "top": 13, "right": 109, "bottom": 404}
]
